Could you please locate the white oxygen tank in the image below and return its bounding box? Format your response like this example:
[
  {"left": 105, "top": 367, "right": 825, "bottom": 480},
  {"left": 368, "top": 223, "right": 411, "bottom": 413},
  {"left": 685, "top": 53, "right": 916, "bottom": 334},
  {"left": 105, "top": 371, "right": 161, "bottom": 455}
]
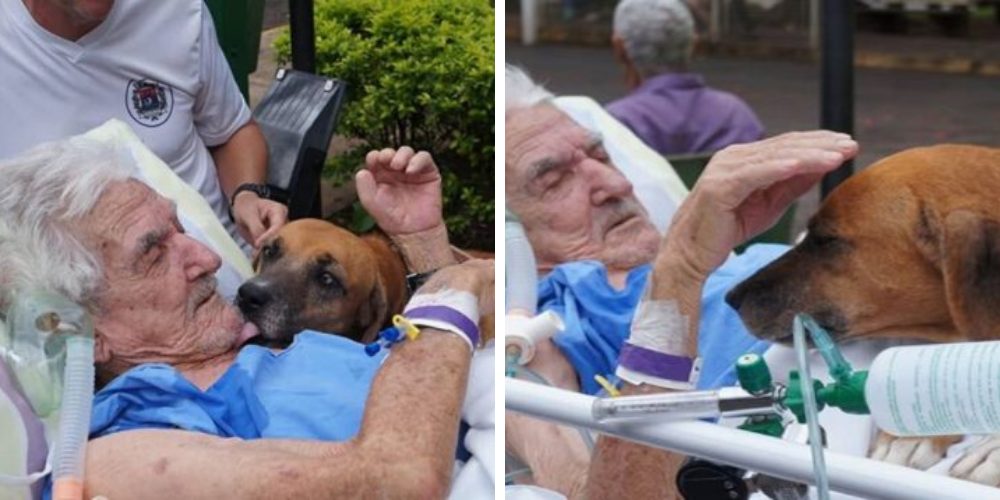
[{"left": 865, "top": 341, "right": 1000, "bottom": 436}]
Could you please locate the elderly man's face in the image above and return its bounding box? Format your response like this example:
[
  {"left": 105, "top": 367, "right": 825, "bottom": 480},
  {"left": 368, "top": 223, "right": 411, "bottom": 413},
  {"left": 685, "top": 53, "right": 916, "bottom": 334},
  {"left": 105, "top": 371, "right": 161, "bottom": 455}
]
[
  {"left": 506, "top": 104, "right": 660, "bottom": 272},
  {"left": 82, "top": 181, "right": 249, "bottom": 373}
]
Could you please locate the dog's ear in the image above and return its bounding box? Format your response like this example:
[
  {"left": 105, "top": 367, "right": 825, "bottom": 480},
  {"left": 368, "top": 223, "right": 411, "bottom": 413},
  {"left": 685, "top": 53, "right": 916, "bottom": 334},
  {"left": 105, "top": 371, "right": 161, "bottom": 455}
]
[
  {"left": 939, "top": 210, "right": 1000, "bottom": 340},
  {"left": 356, "top": 276, "right": 389, "bottom": 344},
  {"left": 913, "top": 203, "right": 943, "bottom": 263}
]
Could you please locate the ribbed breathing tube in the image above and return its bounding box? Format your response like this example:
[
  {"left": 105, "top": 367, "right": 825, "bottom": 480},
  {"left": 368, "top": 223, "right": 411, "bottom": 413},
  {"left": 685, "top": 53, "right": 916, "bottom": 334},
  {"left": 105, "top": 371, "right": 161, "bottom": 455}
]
[
  {"left": 52, "top": 335, "right": 94, "bottom": 500},
  {"left": 504, "top": 211, "right": 564, "bottom": 370},
  {"left": 2, "top": 291, "right": 94, "bottom": 500},
  {"left": 505, "top": 210, "right": 538, "bottom": 316},
  {"left": 504, "top": 212, "right": 592, "bottom": 459}
]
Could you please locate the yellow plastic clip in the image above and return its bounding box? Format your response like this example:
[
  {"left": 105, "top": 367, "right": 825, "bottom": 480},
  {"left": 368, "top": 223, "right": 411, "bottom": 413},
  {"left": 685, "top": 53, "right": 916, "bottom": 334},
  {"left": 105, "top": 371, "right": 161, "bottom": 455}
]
[
  {"left": 393, "top": 315, "right": 421, "bottom": 340},
  {"left": 594, "top": 375, "right": 621, "bottom": 397}
]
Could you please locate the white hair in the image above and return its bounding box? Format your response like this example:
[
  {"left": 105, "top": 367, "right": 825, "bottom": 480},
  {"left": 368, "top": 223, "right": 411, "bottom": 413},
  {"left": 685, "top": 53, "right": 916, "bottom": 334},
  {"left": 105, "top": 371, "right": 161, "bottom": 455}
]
[
  {"left": 613, "top": 0, "right": 695, "bottom": 77},
  {"left": 505, "top": 64, "right": 555, "bottom": 114},
  {"left": 0, "top": 138, "right": 137, "bottom": 309}
]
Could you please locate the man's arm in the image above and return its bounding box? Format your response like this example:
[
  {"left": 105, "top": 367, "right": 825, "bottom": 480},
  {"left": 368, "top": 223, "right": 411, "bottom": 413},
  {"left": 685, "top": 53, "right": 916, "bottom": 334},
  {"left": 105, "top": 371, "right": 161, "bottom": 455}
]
[
  {"left": 210, "top": 120, "right": 288, "bottom": 248},
  {"left": 84, "top": 329, "right": 468, "bottom": 499},
  {"left": 579, "top": 131, "right": 859, "bottom": 499}
]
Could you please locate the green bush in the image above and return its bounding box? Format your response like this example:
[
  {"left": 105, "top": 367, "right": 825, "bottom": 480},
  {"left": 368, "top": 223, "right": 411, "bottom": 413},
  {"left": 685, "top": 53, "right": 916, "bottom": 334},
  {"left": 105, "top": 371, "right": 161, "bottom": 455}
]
[{"left": 274, "top": 0, "right": 495, "bottom": 250}]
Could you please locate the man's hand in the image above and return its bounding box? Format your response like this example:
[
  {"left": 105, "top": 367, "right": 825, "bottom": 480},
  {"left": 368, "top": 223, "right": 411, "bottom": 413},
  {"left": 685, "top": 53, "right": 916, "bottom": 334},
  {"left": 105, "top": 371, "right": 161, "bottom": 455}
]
[
  {"left": 231, "top": 192, "right": 288, "bottom": 249},
  {"left": 357, "top": 146, "right": 444, "bottom": 236},
  {"left": 665, "top": 131, "right": 859, "bottom": 279}
]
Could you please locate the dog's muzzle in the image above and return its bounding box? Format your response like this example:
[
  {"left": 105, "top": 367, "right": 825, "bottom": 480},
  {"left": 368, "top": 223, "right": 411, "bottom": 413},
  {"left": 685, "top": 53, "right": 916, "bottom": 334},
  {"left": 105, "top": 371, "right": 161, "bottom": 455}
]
[{"left": 237, "top": 278, "right": 275, "bottom": 315}]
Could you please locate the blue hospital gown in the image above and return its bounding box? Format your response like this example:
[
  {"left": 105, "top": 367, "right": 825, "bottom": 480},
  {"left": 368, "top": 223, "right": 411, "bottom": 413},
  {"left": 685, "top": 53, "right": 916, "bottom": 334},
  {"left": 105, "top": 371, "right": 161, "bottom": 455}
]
[
  {"left": 539, "top": 244, "right": 789, "bottom": 394},
  {"left": 43, "top": 332, "right": 386, "bottom": 499},
  {"left": 90, "top": 331, "right": 386, "bottom": 440}
]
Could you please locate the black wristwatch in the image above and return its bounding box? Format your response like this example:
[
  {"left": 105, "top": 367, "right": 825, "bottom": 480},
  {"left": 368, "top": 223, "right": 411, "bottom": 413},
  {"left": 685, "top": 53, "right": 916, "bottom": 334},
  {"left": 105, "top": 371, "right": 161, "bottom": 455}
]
[
  {"left": 229, "top": 183, "right": 272, "bottom": 222},
  {"left": 406, "top": 270, "right": 437, "bottom": 295}
]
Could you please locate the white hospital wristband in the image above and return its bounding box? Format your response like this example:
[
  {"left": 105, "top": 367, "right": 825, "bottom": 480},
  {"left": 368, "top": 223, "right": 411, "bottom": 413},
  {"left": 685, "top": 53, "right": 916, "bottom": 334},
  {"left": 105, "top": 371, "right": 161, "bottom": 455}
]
[{"left": 404, "top": 289, "right": 480, "bottom": 351}]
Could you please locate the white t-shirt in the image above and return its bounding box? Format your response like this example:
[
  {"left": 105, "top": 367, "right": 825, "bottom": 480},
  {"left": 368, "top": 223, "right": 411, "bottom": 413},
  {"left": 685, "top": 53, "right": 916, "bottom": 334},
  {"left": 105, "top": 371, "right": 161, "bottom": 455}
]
[{"left": 0, "top": 0, "right": 252, "bottom": 250}]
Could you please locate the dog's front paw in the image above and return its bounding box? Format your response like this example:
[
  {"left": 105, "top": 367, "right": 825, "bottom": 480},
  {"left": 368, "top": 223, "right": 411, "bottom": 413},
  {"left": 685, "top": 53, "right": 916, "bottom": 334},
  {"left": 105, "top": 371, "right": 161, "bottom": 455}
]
[
  {"left": 950, "top": 435, "right": 1000, "bottom": 486},
  {"left": 868, "top": 431, "right": 960, "bottom": 470}
]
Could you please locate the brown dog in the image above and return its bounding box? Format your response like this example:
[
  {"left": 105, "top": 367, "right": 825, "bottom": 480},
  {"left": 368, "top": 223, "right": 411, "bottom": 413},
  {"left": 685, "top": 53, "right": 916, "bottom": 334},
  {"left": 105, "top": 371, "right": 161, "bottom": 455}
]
[
  {"left": 727, "top": 144, "right": 1000, "bottom": 345},
  {"left": 726, "top": 144, "right": 1000, "bottom": 481},
  {"left": 238, "top": 219, "right": 408, "bottom": 345}
]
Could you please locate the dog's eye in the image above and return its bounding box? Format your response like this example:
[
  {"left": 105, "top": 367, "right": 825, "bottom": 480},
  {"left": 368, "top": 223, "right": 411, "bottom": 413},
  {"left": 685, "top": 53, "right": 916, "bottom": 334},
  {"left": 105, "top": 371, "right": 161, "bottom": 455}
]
[
  {"left": 811, "top": 234, "right": 840, "bottom": 248},
  {"left": 261, "top": 245, "right": 276, "bottom": 259},
  {"left": 319, "top": 271, "right": 341, "bottom": 289}
]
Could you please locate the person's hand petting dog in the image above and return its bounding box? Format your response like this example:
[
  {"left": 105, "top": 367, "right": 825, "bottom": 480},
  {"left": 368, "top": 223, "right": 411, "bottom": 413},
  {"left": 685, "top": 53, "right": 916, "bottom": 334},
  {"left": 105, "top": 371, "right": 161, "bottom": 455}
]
[
  {"left": 357, "top": 146, "right": 455, "bottom": 272},
  {"left": 661, "top": 130, "right": 860, "bottom": 284},
  {"left": 232, "top": 191, "right": 289, "bottom": 249}
]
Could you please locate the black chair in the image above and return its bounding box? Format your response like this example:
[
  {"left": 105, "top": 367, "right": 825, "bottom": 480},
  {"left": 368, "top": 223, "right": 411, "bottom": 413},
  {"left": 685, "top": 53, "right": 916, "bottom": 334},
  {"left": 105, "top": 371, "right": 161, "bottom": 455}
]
[{"left": 253, "top": 69, "right": 347, "bottom": 220}]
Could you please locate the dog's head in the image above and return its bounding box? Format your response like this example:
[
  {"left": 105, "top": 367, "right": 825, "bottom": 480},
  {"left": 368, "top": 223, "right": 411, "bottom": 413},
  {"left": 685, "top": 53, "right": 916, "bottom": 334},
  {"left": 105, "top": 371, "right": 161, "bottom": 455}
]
[
  {"left": 237, "top": 219, "right": 407, "bottom": 346},
  {"left": 727, "top": 145, "right": 1000, "bottom": 344}
]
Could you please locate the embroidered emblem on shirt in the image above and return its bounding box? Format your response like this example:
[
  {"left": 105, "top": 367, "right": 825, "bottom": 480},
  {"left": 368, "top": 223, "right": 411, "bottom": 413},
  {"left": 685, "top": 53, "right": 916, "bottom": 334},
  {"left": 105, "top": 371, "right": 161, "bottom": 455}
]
[{"left": 125, "top": 79, "right": 174, "bottom": 127}]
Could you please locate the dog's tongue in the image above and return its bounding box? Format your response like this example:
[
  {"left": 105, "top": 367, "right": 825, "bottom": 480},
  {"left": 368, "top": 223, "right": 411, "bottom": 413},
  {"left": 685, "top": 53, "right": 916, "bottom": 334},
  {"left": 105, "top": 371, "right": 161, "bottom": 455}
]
[{"left": 236, "top": 322, "right": 260, "bottom": 347}]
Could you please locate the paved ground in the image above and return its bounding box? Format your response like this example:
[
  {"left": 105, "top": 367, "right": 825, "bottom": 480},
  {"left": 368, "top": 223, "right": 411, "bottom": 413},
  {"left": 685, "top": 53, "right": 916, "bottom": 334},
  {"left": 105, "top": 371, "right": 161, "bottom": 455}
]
[{"left": 507, "top": 43, "right": 1000, "bottom": 234}]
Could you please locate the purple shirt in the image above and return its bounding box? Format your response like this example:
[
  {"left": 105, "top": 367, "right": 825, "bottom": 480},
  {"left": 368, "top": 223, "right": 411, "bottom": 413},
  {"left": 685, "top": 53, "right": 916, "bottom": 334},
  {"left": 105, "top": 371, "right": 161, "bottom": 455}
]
[{"left": 606, "top": 73, "right": 765, "bottom": 155}]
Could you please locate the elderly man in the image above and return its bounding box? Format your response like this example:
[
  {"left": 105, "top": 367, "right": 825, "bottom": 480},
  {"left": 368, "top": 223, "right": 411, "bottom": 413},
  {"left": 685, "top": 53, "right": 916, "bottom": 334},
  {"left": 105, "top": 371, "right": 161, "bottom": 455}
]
[
  {"left": 0, "top": 0, "right": 287, "bottom": 251},
  {"left": 0, "top": 136, "right": 492, "bottom": 499},
  {"left": 607, "top": 0, "right": 764, "bottom": 155},
  {"left": 505, "top": 65, "right": 857, "bottom": 498}
]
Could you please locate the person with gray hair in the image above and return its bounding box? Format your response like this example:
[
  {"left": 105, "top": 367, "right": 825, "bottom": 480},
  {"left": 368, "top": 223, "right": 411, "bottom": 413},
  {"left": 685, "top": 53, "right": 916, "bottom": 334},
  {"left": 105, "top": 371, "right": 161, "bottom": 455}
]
[
  {"left": 0, "top": 136, "right": 494, "bottom": 499},
  {"left": 504, "top": 64, "right": 858, "bottom": 498},
  {"left": 607, "top": 0, "right": 765, "bottom": 155}
]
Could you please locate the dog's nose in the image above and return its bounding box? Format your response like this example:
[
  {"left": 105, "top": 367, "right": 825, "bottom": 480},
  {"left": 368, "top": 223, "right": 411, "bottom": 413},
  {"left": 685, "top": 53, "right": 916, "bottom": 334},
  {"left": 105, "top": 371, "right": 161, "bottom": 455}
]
[{"left": 237, "top": 279, "right": 273, "bottom": 312}]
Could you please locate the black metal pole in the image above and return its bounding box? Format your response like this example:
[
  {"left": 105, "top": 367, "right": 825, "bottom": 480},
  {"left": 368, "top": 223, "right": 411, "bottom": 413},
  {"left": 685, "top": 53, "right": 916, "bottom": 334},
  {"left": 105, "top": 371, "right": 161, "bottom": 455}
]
[
  {"left": 289, "top": 0, "right": 316, "bottom": 74},
  {"left": 819, "top": 0, "right": 854, "bottom": 198}
]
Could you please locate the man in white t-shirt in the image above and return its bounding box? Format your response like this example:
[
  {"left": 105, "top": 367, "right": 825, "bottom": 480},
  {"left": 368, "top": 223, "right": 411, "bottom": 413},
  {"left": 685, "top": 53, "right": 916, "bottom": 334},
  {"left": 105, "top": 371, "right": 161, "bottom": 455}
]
[{"left": 0, "top": 0, "right": 287, "bottom": 252}]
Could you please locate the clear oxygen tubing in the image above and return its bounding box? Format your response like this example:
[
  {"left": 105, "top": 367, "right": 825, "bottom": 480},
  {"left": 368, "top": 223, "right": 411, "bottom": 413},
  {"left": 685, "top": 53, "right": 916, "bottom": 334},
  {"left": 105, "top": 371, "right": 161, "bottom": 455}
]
[{"left": 793, "top": 314, "right": 830, "bottom": 500}]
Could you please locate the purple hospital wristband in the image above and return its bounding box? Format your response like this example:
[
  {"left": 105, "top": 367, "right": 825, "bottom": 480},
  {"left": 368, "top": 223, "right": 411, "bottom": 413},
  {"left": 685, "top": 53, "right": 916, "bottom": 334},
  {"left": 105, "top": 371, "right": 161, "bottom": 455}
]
[
  {"left": 618, "top": 342, "right": 699, "bottom": 384},
  {"left": 405, "top": 305, "right": 480, "bottom": 348}
]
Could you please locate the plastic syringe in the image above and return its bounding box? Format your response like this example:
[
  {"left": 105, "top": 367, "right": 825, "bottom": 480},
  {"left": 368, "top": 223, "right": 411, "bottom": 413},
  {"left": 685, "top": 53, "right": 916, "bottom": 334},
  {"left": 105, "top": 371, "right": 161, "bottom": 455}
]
[{"left": 592, "top": 386, "right": 780, "bottom": 422}]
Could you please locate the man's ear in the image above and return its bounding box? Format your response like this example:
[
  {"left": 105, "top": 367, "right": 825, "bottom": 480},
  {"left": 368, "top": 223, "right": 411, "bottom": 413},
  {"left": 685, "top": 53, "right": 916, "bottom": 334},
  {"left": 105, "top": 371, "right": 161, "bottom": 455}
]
[
  {"left": 611, "top": 35, "right": 640, "bottom": 89},
  {"left": 356, "top": 277, "right": 389, "bottom": 344},
  {"left": 939, "top": 210, "right": 1000, "bottom": 340},
  {"left": 611, "top": 35, "right": 628, "bottom": 65},
  {"left": 94, "top": 330, "right": 112, "bottom": 364}
]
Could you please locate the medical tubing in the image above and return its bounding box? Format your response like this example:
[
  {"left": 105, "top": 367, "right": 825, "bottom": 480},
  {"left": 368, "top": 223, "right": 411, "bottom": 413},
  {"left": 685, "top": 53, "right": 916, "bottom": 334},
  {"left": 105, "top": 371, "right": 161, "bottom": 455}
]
[
  {"left": 505, "top": 211, "right": 537, "bottom": 315},
  {"left": 800, "top": 315, "right": 852, "bottom": 383},
  {"left": 505, "top": 311, "right": 564, "bottom": 366},
  {"left": 592, "top": 387, "right": 777, "bottom": 422},
  {"left": 793, "top": 315, "right": 830, "bottom": 500},
  {"left": 51, "top": 335, "right": 94, "bottom": 500}
]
